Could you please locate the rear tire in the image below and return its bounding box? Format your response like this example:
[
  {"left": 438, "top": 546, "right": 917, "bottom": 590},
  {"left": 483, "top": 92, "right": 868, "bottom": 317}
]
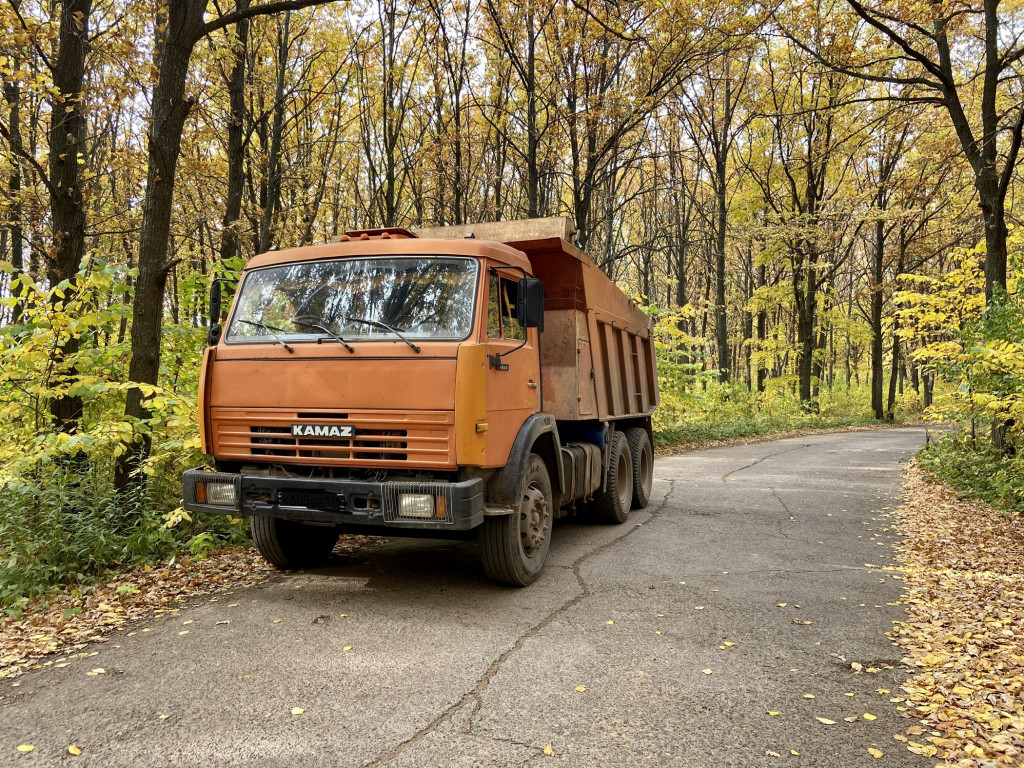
[
  {"left": 251, "top": 516, "right": 340, "bottom": 569},
  {"left": 625, "top": 427, "right": 653, "bottom": 509},
  {"left": 480, "top": 454, "right": 552, "bottom": 586},
  {"left": 591, "top": 431, "right": 633, "bottom": 524}
]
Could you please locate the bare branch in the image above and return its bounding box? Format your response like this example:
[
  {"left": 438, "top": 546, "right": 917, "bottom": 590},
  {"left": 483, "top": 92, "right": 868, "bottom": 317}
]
[{"left": 202, "top": 0, "right": 340, "bottom": 38}]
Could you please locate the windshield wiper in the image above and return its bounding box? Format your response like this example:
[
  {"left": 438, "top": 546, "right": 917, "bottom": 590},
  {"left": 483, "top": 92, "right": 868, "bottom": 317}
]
[
  {"left": 236, "top": 319, "right": 294, "bottom": 353},
  {"left": 344, "top": 315, "right": 421, "bottom": 353},
  {"left": 292, "top": 316, "right": 354, "bottom": 353}
]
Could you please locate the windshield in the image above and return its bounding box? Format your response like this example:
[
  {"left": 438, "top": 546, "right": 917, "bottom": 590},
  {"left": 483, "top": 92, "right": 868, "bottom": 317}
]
[{"left": 226, "top": 257, "right": 478, "bottom": 344}]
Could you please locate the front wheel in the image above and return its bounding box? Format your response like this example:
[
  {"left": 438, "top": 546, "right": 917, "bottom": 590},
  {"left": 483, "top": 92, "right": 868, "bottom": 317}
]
[
  {"left": 251, "top": 516, "right": 340, "bottom": 569},
  {"left": 480, "top": 453, "right": 552, "bottom": 586}
]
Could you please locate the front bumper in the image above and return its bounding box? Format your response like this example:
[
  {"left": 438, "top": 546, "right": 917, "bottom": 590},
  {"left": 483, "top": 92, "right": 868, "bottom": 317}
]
[{"left": 182, "top": 469, "right": 484, "bottom": 532}]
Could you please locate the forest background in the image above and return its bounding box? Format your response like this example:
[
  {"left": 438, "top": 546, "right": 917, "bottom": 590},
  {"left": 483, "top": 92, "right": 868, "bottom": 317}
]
[{"left": 0, "top": 0, "right": 1020, "bottom": 612}]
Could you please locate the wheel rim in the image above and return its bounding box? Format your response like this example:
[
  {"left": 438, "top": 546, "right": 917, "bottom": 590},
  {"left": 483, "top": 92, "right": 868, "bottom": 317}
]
[
  {"left": 520, "top": 482, "right": 549, "bottom": 557},
  {"left": 616, "top": 450, "right": 631, "bottom": 510}
]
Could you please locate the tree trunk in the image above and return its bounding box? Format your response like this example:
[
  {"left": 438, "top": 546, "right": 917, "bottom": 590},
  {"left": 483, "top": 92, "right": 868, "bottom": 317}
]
[
  {"left": 117, "top": 2, "right": 209, "bottom": 495},
  {"left": 47, "top": 0, "right": 93, "bottom": 436},
  {"left": 870, "top": 217, "right": 885, "bottom": 419},
  {"left": 4, "top": 51, "right": 24, "bottom": 324},
  {"left": 714, "top": 152, "right": 729, "bottom": 383},
  {"left": 886, "top": 318, "right": 899, "bottom": 419},
  {"left": 115, "top": 0, "right": 337, "bottom": 496},
  {"left": 258, "top": 10, "right": 290, "bottom": 254},
  {"left": 756, "top": 262, "right": 766, "bottom": 393},
  {"left": 219, "top": 0, "right": 250, "bottom": 275}
]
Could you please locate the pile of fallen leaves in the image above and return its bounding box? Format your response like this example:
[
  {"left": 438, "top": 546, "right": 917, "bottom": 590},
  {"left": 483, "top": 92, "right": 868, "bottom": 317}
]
[
  {"left": 0, "top": 547, "right": 272, "bottom": 680},
  {"left": 890, "top": 462, "right": 1024, "bottom": 766}
]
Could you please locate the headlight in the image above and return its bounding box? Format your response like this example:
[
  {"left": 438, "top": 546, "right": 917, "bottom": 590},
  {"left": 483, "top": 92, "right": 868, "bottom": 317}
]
[
  {"left": 398, "top": 493, "right": 434, "bottom": 518},
  {"left": 205, "top": 482, "right": 237, "bottom": 506}
]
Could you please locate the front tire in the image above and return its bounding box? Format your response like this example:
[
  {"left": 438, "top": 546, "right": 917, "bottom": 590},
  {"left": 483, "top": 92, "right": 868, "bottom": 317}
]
[
  {"left": 625, "top": 427, "right": 653, "bottom": 509},
  {"left": 591, "top": 431, "right": 634, "bottom": 524},
  {"left": 251, "top": 516, "right": 340, "bottom": 569},
  {"left": 480, "top": 453, "right": 552, "bottom": 586}
]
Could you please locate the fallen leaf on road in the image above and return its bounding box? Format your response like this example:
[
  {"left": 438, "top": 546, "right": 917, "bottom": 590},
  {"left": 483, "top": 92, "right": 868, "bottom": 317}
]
[
  {"left": 792, "top": 619, "right": 813, "bottom": 625},
  {"left": 575, "top": 685, "right": 587, "bottom": 692},
  {"left": 17, "top": 745, "right": 34, "bottom": 752},
  {"left": 606, "top": 620, "right": 614, "bottom": 625},
  {"left": 544, "top": 743, "right": 556, "bottom": 756},
  {"left": 343, "top": 646, "right": 353, "bottom": 651},
  {"left": 767, "top": 711, "right": 780, "bottom": 716},
  {"left": 803, "top": 693, "right": 815, "bottom": 699},
  {"left": 845, "top": 716, "right": 859, "bottom": 722},
  {"left": 863, "top": 712, "right": 877, "bottom": 721},
  {"left": 790, "top": 750, "right": 800, "bottom": 756},
  {"left": 851, "top": 662, "right": 863, "bottom": 672},
  {"left": 291, "top": 707, "right": 304, "bottom": 715},
  {"left": 273, "top": 619, "right": 283, "bottom": 624},
  {"left": 68, "top": 745, "right": 82, "bottom": 756},
  {"left": 723, "top": 641, "right": 736, "bottom": 647},
  {"left": 868, "top": 748, "right": 884, "bottom": 759},
  {"left": 765, "top": 749, "right": 781, "bottom": 757},
  {"left": 694, "top": 606, "right": 705, "bottom": 610},
  {"left": 0, "top": 547, "right": 286, "bottom": 681},
  {"left": 86, "top": 668, "right": 105, "bottom": 675},
  {"left": 777, "top": 603, "right": 787, "bottom": 608},
  {"left": 816, "top": 717, "right": 836, "bottom": 725}
]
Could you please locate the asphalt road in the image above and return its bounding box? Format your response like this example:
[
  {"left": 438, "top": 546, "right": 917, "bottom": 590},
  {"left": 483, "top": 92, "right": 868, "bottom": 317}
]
[{"left": 1, "top": 427, "right": 938, "bottom": 767}]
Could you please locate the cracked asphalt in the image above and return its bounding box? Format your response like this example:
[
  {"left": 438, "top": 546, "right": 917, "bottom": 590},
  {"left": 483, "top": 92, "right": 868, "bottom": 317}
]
[{"left": 1, "top": 427, "right": 938, "bottom": 767}]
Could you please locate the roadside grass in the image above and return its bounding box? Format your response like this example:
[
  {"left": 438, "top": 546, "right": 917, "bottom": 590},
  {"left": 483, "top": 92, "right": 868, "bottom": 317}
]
[
  {"left": 653, "top": 382, "right": 924, "bottom": 448},
  {"left": 917, "top": 431, "right": 1024, "bottom": 517},
  {"left": 890, "top": 461, "right": 1024, "bottom": 766},
  {"left": 0, "top": 465, "right": 249, "bottom": 617}
]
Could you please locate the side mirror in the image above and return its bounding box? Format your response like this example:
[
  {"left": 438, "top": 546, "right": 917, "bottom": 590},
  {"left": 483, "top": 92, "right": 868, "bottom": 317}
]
[
  {"left": 210, "top": 280, "right": 222, "bottom": 324},
  {"left": 208, "top": 280, "right": 223, "bottom": 346},
  {"left": 516, "top": 277, "right": 544, "bottom": 331}
]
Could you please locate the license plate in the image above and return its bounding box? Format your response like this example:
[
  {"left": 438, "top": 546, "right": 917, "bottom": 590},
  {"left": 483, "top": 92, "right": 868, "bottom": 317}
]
[{"left": 279, "top": 490, "right": 344, "bottom": 512}]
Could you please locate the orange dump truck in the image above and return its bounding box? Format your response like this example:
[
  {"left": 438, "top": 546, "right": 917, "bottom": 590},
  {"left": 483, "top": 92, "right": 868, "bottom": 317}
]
[{"left": 182, "top": 217, "right": 658, "bottom": 585}]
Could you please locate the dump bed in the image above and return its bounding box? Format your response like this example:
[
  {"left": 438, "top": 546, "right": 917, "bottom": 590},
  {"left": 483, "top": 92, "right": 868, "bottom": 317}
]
[{"left": 512, "top": 236, "right": 657, "bottom": 422}]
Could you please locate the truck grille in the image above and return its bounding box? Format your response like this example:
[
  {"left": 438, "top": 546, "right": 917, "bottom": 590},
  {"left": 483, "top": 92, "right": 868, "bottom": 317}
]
[{"left": 212, "top": 409, "right": 454, "bottom": 469}]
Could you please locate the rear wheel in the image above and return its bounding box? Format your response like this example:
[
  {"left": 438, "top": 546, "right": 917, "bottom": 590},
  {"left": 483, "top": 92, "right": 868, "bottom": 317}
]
[
  {"left": 625, "top": 427, "right": 653, "bottom": 509},
  {"left": 480, "top": 453, "right": 552, "bottom": 586},
  {"left": 591, "top": 431, "right": 633, "bottom": 524},
  {"left": 251, "top": 516, "right": 340, "bottom": 569}
]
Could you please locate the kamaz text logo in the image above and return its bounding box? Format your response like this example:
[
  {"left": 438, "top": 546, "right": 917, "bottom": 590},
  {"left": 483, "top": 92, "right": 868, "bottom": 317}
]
[{"left": 291, "top": 424, "right": 355, "bottom": 438}]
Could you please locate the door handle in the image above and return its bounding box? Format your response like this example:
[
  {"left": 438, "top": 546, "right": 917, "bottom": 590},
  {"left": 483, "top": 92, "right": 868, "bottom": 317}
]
[{"left": 527, "top": 380, "right": 539, "bottom": 389}]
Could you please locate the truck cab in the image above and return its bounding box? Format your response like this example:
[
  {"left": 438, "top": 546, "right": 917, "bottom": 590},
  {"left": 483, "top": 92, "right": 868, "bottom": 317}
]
[{"left": 182, "top": 218, "right": 657, "bottom": 585}]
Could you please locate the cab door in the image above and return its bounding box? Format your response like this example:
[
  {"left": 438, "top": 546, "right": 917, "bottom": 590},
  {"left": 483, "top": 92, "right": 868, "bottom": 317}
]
[{"left": 484, "top": 268, "right": 541, "bottom": 466}]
